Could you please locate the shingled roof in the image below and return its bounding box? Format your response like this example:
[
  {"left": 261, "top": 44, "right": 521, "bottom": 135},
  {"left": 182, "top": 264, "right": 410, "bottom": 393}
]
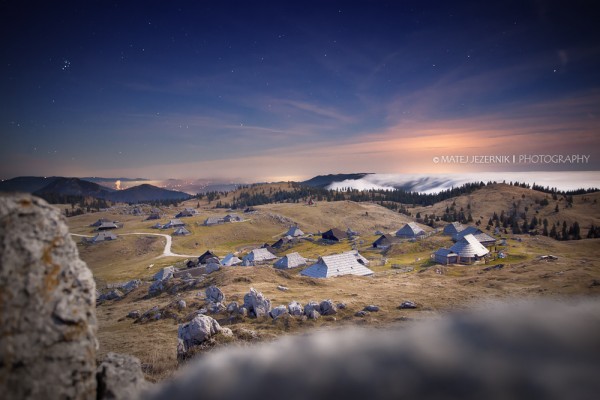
[
  {"left": 450, "top": 234, "right": 489, "bottom": 258},
  {"left": 300, "top": 252, "right": 374, "bottom": 278},
  {"left": 395, "top": 222, "right": 426, "bottom": 238},
  {"left": 243, "top": 248, "right": 277, "bottom": 264},
  {"left": 274, "top": 252, "right": 307, "bottom": 269},
  {"left": 453, "top": 226, "right": 496, "bottom": 246}
]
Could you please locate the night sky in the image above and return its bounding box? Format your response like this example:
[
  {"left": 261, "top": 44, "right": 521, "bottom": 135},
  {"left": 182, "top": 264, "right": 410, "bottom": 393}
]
[{"left": 1, "top": 1, "right": 599, "bottom": 181}]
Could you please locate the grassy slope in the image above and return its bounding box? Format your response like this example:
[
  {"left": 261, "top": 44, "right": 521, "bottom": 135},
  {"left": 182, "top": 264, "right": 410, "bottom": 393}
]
[
  {"left": 62, "top": 184, "right": 600, "bottom": 382},
  {"left": 410, "top": 183, "right": 600, "bottom": 235}
]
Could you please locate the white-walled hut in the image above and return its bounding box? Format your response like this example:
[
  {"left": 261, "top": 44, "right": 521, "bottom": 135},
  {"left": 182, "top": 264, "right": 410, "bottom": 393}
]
[
  {"left": 274, "top": 252, "right": 307, "bottom": 269},
  {"left": 395, "top": 222, "right": 426, "bottom": 239},
  {"left": 300, "top": 252, "right": 374, "bottom": 278},
  {"left": 449, "top": 234, "right": 489, "bottom": 264}
]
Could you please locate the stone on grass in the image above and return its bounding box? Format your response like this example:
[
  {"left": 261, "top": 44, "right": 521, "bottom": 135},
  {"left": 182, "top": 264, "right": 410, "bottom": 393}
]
[
  {"left": 127, "top": 310, "right": 141, "bottom": 319},
  {"left": 177, "top": 300, "right": 187, "bottom": 310},
  {"left": 100, "top": 289, "right": 124, "bottom": 301},
  {"left": 177, "top": 315, "right": 222, "bottom": 358},
  {"left": 96, "top": 352, "right": 147, "bottom": 400},
  {"left": 320, "top": 299, "right": 337, "bottom": 315},
  {"left": 270, "top": 305, "right": 289, "bottom": 319},
  {"left": 355, "top": 311, "right": 369, "bottom": 317},
  {"left": 288, "top": 301, "right": 304, "bottom": 316},
  {"left": 364, "top": 305, "right": 380, "bottom": 312},
  {"left": 206, "top": 285, "right": 225, "bottom": 303},
  {"left": 226, "top": 301, "right": 239, "bottom": 314},
  {"left": 243, "top": 288, "right": 271, "bottom": 318},
  {"left": 399, "top": 301, "right": 417, "bottom": 309},
  {"left": 153, "top": 266, "right": 175, "bottom": 281}
]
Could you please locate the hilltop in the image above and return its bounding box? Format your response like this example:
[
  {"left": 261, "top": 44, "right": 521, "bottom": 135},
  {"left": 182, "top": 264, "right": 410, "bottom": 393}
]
[{"left": 410, "top": 183, "right": 600, "bottom": 237}]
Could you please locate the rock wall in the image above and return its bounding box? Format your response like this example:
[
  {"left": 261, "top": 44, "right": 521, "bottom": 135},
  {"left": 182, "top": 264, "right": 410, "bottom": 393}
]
[{"left": 0, "top": 194, "right": 98, "bottom": 399}]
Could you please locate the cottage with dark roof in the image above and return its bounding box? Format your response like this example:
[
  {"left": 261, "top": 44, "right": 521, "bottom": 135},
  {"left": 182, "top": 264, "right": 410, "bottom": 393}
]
[
  {"left": 322, "top": 228, "right": 349, "bottom": 242},
  {"left": 372, "top": 234, "right": 401, "bottom": 249}
]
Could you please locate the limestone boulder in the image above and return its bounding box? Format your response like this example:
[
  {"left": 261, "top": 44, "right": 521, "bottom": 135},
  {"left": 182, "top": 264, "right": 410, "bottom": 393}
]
[
  {"left": 96, "top": 352, "right": 147, "bottom": 400},
  {"left": 288, "top": 301, "right": 304, "bottom": 316},
  {"left": 270, "top": 305, "right": 288, "bottom": 319},
  {"left": 243, "top": 288, "right": 271, "bottom": 318},
  {"left": 319, "top": 299, "right": 337, "bottom": 316},
  {"left": 0, "top": 194, "right": 97, "bottom": 399},
  {"left": 153, "top": 266, "right": 175, "bottom": 281},
  {"left": 205, "top": 285, "right": 225, "bottom": 303},
  {"left": 177, "top": 315, "right": 222, "bottom": 357}
]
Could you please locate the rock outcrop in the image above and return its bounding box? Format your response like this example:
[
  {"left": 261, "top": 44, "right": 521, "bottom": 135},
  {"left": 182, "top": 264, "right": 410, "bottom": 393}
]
[
  {"left": 0, "top": 194, "right": 97, "bottom": 399},
  {"left": 153, "top": 266, "right": 175, "bottom": 281},
  {"left": 243, "top": 288, "right": 271, "bottom": 318},
  {"left": 206, "top": 285, "right": 225, "bottom": 303},
  {"left": 287, "top": 301, "right": 304, "bottom": 316},
  {"left": 177, "top": 315, "right": 222, "bottom": 359},
  {"left": 96, "top": 352, "right": 147, "bottom": 400},
  {"left": 269, "top": 305, "right": 288, "bottom": 319},
  {"left": 319, "top": 299, "right": 337, "bottom": 315}
]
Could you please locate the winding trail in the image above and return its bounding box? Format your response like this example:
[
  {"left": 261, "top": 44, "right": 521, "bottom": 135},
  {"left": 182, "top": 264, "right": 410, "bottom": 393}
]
[{"left": 71, "top": 232, "right": 196, "bottom": 258}]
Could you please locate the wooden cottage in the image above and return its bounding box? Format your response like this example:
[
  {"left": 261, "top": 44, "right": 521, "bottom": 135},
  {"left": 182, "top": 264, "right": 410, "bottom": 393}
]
[
  {"left": 395, "top": 222, "right": 426, "bottom": 239},
  {"left": 322, "top": 228, "right": 349, "bottom": 242},
  {"left": 163, "top": 219, "right": 185, "bottom": 229},
  {"left": 453, "top": 226, "right": 496, "bottom": 247},
  {"left": 449, "top": 234, "right": 490, "bottom": 264},
  {"left": 300, "top": 252, "right": 374, "bottom": 278},
  {"left": 274, "top": 252, "right": 307, "bottom": 269},
  {"left": 372, "top": 234, "right": 401, "bottom": 249},
  {"left": 204, "top": 216, "right": 224, "bottom": 226},
  {"left": 286, "top": 226, "right": 304, "bottom": 237},
  {"left": 198, "top": 250, "right": 220, "bottom": 265},
  {"left": 433, "top": 248, "right": 459, "bottom": 265},
  {"left": 88, "top": 231, "right": 117, "bottom": 243},
  {"left": 242, "top": 248, "right": 277, "bottom": 265},
  {"left": 443, "top": 222, "right": 465, "bottom": 236},
  {"left": 97, "top": 221, "right": 118, "bottom": 231},
  {"left": 221, "top": 253, "right": 242, "bottom": 266},
  {"left": 173, "top": 227, "right": 191, "bottom": 236}
]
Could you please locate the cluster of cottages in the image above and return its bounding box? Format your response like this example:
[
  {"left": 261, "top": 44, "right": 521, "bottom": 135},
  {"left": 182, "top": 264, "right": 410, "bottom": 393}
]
[
  {"left": 371, "top": 221, "right": 497, "bottom": 265},
  {"left": 87, "top": 205, "right": 499, "bottom": 270},
  {"left": 85, "top": 219, "right": 121, "bottom": 243},
  {"left": 432, "top": 222, "right": 497, "bottom": 265},
  {"left": 185, "top": 244, "right": 375, "bottom": 279}
]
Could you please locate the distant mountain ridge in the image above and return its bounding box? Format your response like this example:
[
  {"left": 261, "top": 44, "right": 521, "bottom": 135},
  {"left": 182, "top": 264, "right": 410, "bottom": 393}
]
[
  {"left": 1, "top": 176, "right": 190, "bottom": 203},
  {"left": 34, "top": 177, "right": 114, "bottom": 198},
  {"left": 107, "top": 183, "right": 190, "bottom": 202},
  {"left": 0, "top": 176, "right": 61, "bottom": 193}
]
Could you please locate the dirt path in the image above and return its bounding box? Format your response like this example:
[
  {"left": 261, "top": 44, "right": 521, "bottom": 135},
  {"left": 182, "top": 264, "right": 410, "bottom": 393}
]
[{"left": 71, "top": 232, "right": 196, "bottom": 258}]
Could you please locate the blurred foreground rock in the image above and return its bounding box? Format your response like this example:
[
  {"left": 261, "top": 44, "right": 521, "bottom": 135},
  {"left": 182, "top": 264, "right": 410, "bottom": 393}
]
[
  {"left": 143, "top": 299, "right": 600, "bottom": 400},
  {"left": 0, "top": 194, "right": 98, "bottom": 399}
]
